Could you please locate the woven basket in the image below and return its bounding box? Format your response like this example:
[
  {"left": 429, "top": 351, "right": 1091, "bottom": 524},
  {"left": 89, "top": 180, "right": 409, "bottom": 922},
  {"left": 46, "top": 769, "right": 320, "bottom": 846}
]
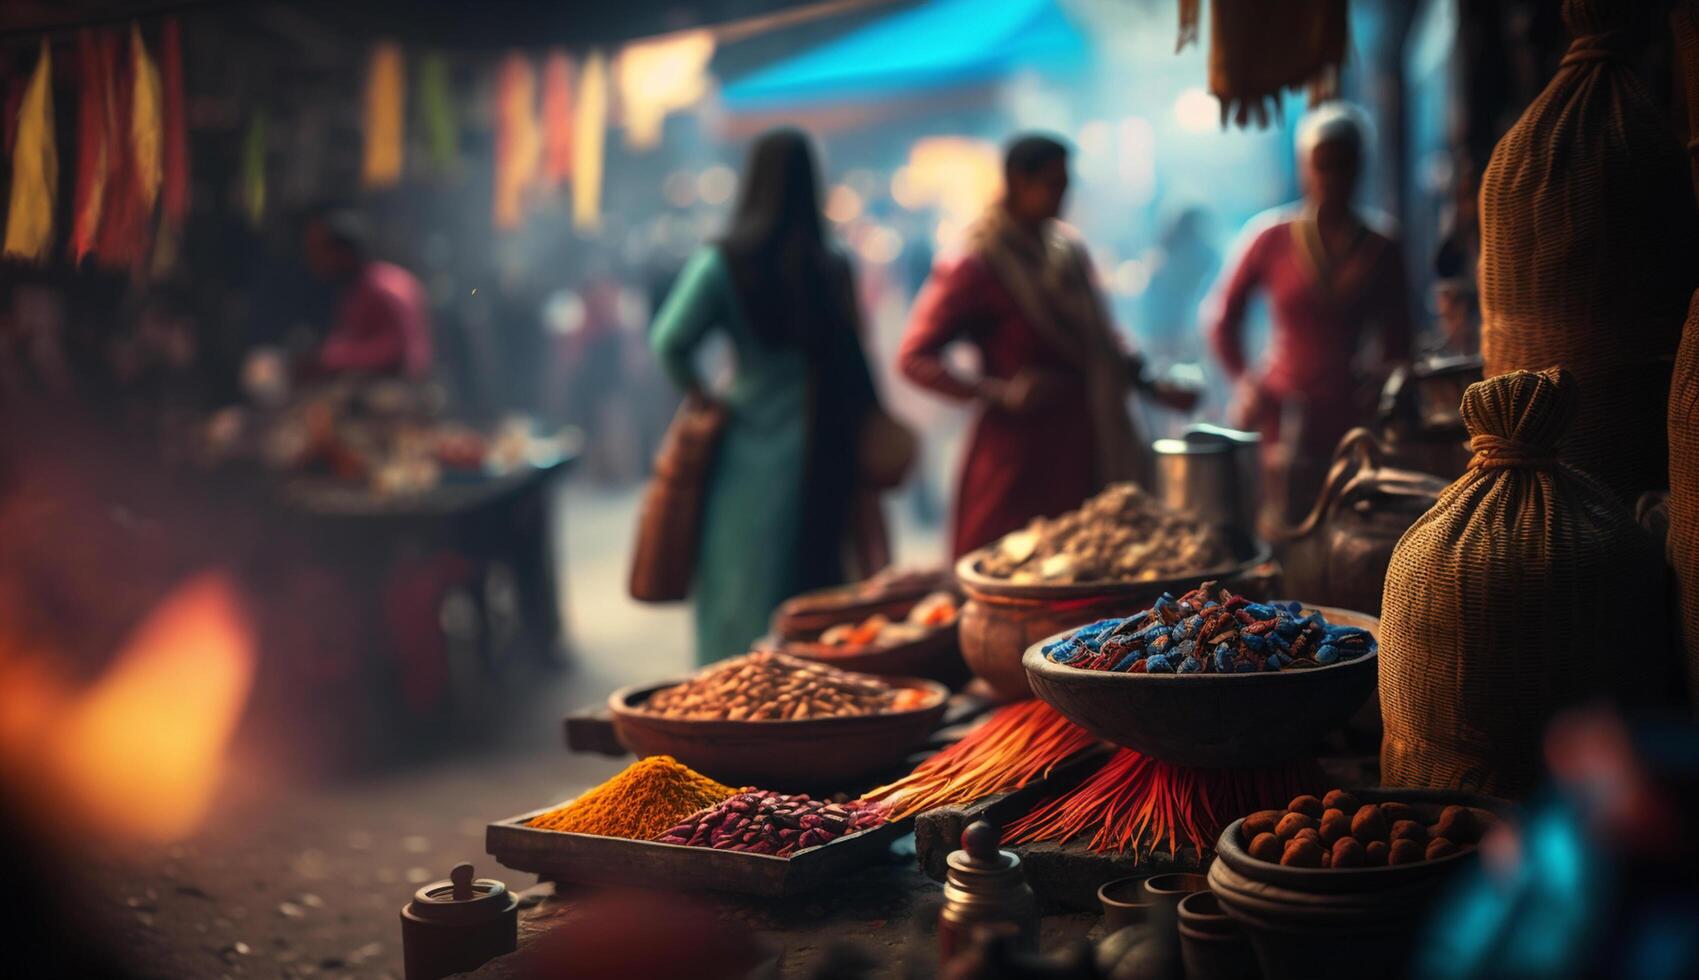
[
  {"left": 1477, "top": 0, "right": 1699, "bottom": 502},
  {"left": 1670, "top": 291, "right": 1699, "bottom": 710},
  {"left": 1379, "top": 369, "right": 1665, "bottom": 798}
]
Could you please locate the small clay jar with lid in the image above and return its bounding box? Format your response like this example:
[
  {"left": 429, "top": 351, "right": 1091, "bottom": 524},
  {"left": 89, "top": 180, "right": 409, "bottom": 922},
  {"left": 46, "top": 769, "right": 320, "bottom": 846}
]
[
  {"left": 399, "top": 862, "right": 519, "bottom": 980},
  {"left": 938, "top": 821, "right": 1039, "bottom": 965}
]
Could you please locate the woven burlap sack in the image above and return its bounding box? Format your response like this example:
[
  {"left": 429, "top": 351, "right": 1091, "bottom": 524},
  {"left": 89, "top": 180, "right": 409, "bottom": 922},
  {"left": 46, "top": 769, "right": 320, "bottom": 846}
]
[
  {"left": 1379, "top": 369, "right": 1665, "bottom": 799},
  {"left": 1671, "top": 290, "right": 1699, "bottom": 710},
  {"left": 1478, "top": 0, "right": 1699, "bottom": 502}
]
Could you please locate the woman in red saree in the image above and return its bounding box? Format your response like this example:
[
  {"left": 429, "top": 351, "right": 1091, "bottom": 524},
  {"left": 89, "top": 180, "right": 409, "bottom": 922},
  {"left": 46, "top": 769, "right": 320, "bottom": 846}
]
[
  {"left": 1206, "top": 104, "right": 1412, "bottom": 522},
  {"left": 898, "top": 135, "right": 1154, "bottom": 559}
]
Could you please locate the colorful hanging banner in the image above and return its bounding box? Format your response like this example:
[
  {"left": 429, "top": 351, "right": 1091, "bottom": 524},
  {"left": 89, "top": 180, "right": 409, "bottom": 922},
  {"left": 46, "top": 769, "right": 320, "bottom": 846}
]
[
  {"left": 614, "top": 30, "right": 714, "bottom": 152},
  {"left": 540, "top": 50, "right": 574, "bottom": 187},
  {"left": 4, "top": 40, "right": 57, "bottom": 263},
  {"left": 72, "top": 29, "right": 115, "bottom": 263},
  {"left": 493, "top": 52, "right": 539, "bottom": 230},
  {"left": 161, "top": 18, "right": 189, "bottom": 226},
  {"left": 363, "top": 41, "right": 405, "bottom": 188},
  {"left": 416, "top": 53, "right": 458, "bottom": 174},
  {"left": 94, "top": 28, "right": 147, "bottom": 269},
  {"left": 572, "top": 51, "right": 607, "bottom": 232}
]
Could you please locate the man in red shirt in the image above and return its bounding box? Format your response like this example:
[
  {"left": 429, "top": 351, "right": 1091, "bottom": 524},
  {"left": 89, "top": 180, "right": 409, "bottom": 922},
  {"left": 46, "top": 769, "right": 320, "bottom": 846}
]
[{"left": 303, "top": 209, "right": 433, "bottom": 380}]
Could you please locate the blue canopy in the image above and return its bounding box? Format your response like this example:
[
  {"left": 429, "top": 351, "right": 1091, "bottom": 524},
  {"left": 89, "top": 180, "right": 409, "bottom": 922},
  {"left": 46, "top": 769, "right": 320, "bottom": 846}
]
[{"left": 722, "top": 0, "right": 1086, "bottom": 110}]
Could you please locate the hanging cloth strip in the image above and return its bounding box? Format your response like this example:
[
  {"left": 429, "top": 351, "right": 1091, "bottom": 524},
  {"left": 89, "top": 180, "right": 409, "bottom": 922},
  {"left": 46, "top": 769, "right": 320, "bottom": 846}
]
[
  {"left": 3, "top": 40, "right": 56, "bottom": 263},
  {"left": 492, "top": 52, "right": 540, "bottom": 230},
  {"left": 362, "top": 41, "right": 404, "bottom": 188},
  {"left": 540, "top": 50, "right": 574, "bottom": 187},
  {"left": 572, "top": 51, "right": 607, "bottom": 232},
  {"left": 415, "top": 53, "right": 458, "bottom": 175},
  {"left": 161, "top": 18, "right": 189, "bottom": 226},
  {"left": 71, "top": 29, "right": 114, "bottom": 264}
]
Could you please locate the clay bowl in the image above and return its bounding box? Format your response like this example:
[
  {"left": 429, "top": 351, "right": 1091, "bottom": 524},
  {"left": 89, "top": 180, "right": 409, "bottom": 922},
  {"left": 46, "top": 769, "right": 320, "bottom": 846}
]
[
  {"left": 607, "top": 675, "right": 950, "bottom": 787},
  {"left": 1022, "top": 604, "right": 1378, "bottom": 768},
  {"left": 1208, "top": 788, "right": 1511, "bottom": 980},
  {"left": 955, "top": 530, "right": 1273, "bottom": 701},
  {"left": 771, "top": 568, "right": 957, "bottom": 641},
  {"left": 774, "top": 624, "right": 969, "bottom": 688}
]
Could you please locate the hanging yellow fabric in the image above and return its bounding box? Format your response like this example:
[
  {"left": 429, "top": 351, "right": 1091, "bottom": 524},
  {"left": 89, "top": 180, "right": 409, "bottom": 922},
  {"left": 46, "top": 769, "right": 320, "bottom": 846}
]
[
  {"left": 614, "top": 30, "right": 714, "bottom": 152},
  {"left": 363, "top": 41, "right": 405, "bottom": 188},
  {"left": 131, "top": 23, "right": 164, "bottom": 210},
  {"left": 4, "top": 41, "right": 57, "bottom": 263},
  {"left": 572, "top": 51, "right": 608, "bottom": 232},
  {"left": 492, "top": 52, "right": 539, "bottom": 231}
]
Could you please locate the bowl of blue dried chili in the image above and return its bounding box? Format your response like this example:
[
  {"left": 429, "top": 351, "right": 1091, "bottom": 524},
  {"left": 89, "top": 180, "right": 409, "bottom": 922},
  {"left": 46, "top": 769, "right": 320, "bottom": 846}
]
[{"left": 1021, "top": 582, "right": 1379, "bottom": 768}]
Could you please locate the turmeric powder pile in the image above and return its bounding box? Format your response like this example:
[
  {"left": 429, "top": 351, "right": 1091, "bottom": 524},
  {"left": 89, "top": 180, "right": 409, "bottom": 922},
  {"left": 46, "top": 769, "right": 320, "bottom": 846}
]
[{"left": 526, "top": 755, "right": 737, "bottom": 840}]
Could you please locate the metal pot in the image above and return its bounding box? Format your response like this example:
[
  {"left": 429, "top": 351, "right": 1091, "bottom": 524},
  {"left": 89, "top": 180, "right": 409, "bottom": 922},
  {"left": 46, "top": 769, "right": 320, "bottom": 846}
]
[{"left": 1152, "top": 424, "right": 1261, "bottom": 535}]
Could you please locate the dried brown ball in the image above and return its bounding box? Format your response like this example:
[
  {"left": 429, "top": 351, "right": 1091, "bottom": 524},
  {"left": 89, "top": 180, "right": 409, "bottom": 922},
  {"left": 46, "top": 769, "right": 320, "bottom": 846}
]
[
  {"left": 1294, "top": 827, "right": 1321, "bottom": 844},
  {"left": 1425, "top": 838, "right": 1459, "bottom": 861},
  {"left": 1287, "top": 795, "right": 1325, "bottom": 819},
  {"left": 1323, "top": 789, "right": 1361, "bottom": 814},
  {"left": 1319, "top": 808, "right": 1350, "bottom": 846},
  {"left": 1380, "top": 802, "right": 1416, "bottom": 823},
  {"left": 1388, "top": 838, "right": 1424, "bottom": 866},
  {"left": 1276, "top": 812, "right": 1315, "bottom": 841},
  {"left": 1280, "top": 837, "right": 1324, "bottom": 868},
  {"left": 1351, "top": 805, "right": 1388, "bottom": 844},
  {"left": 1365, "top": 841, "right": 1389, "bottom": 866},
  {"left": 1249, "top": 832, "right": 1283, "bottom": 862},
  {"left": 1434, "top": 806, "right": 1481, "bottom": 845},
  {"left": 1243, "top": 810, "right": 1283, "bottom": 838},
  {"left": 1331, "top": 837, "right": 1366, "bottom": 868},
  {"left": 1390, "top": 820, "right": 1429, "bottom": 845}
]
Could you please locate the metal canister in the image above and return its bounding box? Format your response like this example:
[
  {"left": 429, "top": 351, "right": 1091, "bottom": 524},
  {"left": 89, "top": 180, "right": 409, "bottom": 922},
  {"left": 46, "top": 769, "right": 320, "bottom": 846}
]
[
  {"left": 1152, "top": 424, "right": 1261, "bottom": 535},
  {"left": 939, "top": 821, "right": 1039, "bottom": 965},
  {"left": 399, "top": 863, "right": 519, "bottom": 980}
]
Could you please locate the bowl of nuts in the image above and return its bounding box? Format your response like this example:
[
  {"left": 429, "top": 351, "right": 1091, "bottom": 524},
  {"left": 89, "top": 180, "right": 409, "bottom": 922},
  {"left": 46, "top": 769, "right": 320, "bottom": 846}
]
[
  {"left": 608, "top": 651, "right": 950, "bottom": 787},
  {"left": 1021, "top": 583, "right": 1379, "bottom": 767},
  {"left": 955, "top": 484, "right": 1274, "bottom": 701},
  {"left": 1207, "top": 788, "right": 1511, "bottom": 980}
]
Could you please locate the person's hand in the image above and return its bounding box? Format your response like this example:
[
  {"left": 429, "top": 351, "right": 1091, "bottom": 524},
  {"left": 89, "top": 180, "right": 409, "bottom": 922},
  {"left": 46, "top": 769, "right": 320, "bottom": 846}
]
[{"left": 981, "top": 369, "right": 1062, "bottom": 415}]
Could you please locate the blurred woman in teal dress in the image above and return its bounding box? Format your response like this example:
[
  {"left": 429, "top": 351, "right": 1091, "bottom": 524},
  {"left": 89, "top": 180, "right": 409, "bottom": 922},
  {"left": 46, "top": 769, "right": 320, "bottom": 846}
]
[{"left": 650, "top": 129, "right": 881, "bottom": 664}]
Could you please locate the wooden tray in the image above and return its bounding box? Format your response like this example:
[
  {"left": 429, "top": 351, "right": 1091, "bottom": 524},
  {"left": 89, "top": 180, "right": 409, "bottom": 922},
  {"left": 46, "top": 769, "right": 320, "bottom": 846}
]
[{"left": 486, "top": 805, "right": 911, "bottom": 898}]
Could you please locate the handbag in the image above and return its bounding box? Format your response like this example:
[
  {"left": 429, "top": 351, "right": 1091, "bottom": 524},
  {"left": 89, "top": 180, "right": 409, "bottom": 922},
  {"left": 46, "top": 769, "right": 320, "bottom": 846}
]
[
  {"left": 857, "top": 404, "right": 917, "bottom": 490},
  {"left": 628, "top": 394, "right": 727, "bottom": 602}
]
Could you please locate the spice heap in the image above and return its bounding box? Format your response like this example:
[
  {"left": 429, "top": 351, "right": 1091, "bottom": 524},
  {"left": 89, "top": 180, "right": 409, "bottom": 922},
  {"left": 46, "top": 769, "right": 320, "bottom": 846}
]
[
  {"left": 976, "top": 483, "right": 1229, "bottom": 584},
  {"left": 864, "top": 701, "right": 1101, "bottom": 821},
  {"left": 658, "top": 790, "right": 886, "bottom": 856},
  {"left": 526, "top": 755, "right": 737, "bottom": 841},
  {"left": 642, "top": 651, "right": 922, "bottom": 721},
  {"left": 1043, "top": 582, "right": 1375, "bottom": 674},
  {"left": 1241, "top": 790, "right": 1497, "bottom": 868},
  {"left": 815, "top": 592, "right": 960, "bottom": 650},
  {"left": 1006, "top": 748, "right": 1318, "bottom": 858}
]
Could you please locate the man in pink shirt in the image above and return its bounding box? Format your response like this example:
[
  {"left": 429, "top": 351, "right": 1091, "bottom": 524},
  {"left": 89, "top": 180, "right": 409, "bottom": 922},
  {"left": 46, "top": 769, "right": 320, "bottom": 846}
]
[{"left": 303, "top": 209, "right": 433, "bottom": 380}]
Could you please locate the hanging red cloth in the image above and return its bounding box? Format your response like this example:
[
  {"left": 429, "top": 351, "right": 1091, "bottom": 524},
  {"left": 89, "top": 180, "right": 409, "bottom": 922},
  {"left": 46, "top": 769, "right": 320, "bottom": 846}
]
[
  {"left": 160, "top": 18, "right": 189, "bottom": 227},
  {"left": 71, "top": 29, "right": 115, "bottom": 264},
  {"left": 540, "top": 50, "right": 573, "bottom": 187},
  {"left": 93, "top": 29, "right": 146, "bottom": 269}
]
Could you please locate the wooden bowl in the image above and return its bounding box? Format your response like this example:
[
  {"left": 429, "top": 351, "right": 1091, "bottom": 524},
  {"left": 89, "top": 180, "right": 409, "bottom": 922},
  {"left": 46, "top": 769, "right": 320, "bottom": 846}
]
[
  {"left": 607, "top": 675, "right": 950, "bottom": 787},
  {"left": 774, "top": 624, "right": 969, "bottom": 688},
  {"left": 771, "top": 568, "right": 957, "bottom": 641},
  {"left": 1021, "top": 604, "right": 1378, "bottom": 768},
  {"left": 956, "top": 530, "right": 1274, "bottom": 701}
]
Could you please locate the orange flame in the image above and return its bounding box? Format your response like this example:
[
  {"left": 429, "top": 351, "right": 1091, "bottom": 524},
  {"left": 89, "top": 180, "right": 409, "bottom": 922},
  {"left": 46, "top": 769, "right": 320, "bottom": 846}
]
[{"left": 0, "top": 573, "right": 255, "bottom": 843}]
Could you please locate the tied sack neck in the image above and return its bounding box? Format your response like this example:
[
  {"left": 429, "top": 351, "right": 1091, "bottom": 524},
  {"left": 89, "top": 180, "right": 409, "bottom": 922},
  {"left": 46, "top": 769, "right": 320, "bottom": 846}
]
[{"left": 1461, "top": 367, "right": 1575, "bottom": 473}]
